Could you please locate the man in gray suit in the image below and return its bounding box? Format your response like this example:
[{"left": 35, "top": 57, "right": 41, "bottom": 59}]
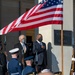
[{"left": 33, "top": 34, "right": 47, "bottom": 73}]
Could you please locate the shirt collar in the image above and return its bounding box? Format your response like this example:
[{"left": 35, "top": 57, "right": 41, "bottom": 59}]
[
  {"left": 36, "top": 40, "right": 43, "bottom": 44},
  {"left": 20, "top": 42, "right": 24, "bottom": 46},
  {"left": 36, "top": 40, "right": 41, "bottom": 44}
]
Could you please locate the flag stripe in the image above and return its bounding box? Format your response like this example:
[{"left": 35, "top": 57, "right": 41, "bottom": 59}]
[
  {"left": 2, "top": 26, "right": 8, "bottom": 35},
  {"left": 36, "top": 5, "right": 63, "bottom": 13},
  {"left": 21, "top": 14, "right": 63, "bottom": 24},
  {"left": 26, "top": 11, "right": 63, "bottom": 20},
  {"left": 3, "top": 20, "right": 17, "bottom": 34},
  {"left": 31, "top": 8, "right": 63, "bottom": 17},
  {"left": 8, "top": 19, "right": 18, "bottom": 32},
  {"left": 23, "top": 3, "right": 45, "bottom": 20},
  {"left": 4, "top": 22, "right": 13, "bottom": 34},
  {"left": 2, "top": 13, "right": 25, "bottom": 34},
  {"left": 28, "top": 4, "right": 45, "bottom": 16},
  {"left": 3, "top": 13, "right": 24, "bottom": 34},
  {"left": 24, "top": 5, "right": 37, "bottom": 20},
  {"left": 12, "top": 20, "right": 63, "bottom": 32},
  {"left": 19, "top": 17, "right": 63, "bottom": 28},
  {"left": 23, "top": 5, "right": 63, "bottom": 20}
]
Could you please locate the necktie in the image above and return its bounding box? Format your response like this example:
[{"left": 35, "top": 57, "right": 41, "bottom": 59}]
[
  {"left": 22, "top": 43, "right": 26, "bottom": 54},
  {"left": 40, "top": 42, "right": 43, "bottom": 46}
]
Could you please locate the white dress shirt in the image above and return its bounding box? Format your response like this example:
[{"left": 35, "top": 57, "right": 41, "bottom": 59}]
[{"left": 20, "top": 42, "right": 26, "bottom": 54}]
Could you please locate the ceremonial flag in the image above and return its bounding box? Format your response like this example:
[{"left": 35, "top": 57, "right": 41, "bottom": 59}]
[{"left": 0, "top": 0, "right": 63, "bottom": 35}]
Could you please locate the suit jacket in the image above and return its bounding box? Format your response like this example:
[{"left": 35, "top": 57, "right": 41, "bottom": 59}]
[
  {"left": 14, "top": 43, "right": 29, "bottom": 62},
  {"left": 33, "top": 41, "right": 47, "bottom": 66},
  {"left": 0, "top": 53, "right": 7, "bottom": 75}
]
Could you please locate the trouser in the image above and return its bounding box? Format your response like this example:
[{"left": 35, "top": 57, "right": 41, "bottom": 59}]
[
  {"left": 35, "top": 64, "right": 46, "bottom": 73},
  {"left": 0, "top": 67, "right": 5, "bottom": 75}
]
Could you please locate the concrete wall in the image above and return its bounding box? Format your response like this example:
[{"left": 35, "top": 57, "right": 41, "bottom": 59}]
[{"left": 63, "top": 0, "right": 73, "bottom": 74}]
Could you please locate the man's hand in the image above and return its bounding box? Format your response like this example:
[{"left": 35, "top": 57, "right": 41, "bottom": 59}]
[{"left": 41, "top": 46, "right": 45, "bottom": 49}]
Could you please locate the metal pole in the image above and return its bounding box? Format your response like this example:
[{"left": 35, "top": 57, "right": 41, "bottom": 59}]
[
  {"left": 61, "top": 24, "right": 64, "bottom": 75},
  {"left": 19, "top": 0, "right": 21, "bottom": 35},
  {"left": 4, "top": 35, "right": 6, "bottom": 51}
]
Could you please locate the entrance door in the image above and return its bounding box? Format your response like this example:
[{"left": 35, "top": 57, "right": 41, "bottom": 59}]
[
  {"left": 26, "top": 29, "right": 35, "bottom": 51},
  {"left": 26, "top": 29, "right": 35, "bottom": 43}
]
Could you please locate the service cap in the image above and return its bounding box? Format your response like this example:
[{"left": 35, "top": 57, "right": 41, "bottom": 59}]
[
  {"left": 24, "top": 56, "right": 33, "bottom": 61},
  {"left": 9, "top": 48, "right": 19, "bottom": 54}
]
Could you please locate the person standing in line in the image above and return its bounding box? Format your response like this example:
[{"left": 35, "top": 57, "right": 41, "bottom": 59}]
[
  {"left": 33, "top": 34, "right": 47, "bottom": 73},
  {"left": 8, "top": 48, "right": 22, "bottom": 75},
  {"left": 22, "top": 56, "right": 36, "bottom": 75},
  {"left": 0, "top": 42, "right": 7, "bottom": 75},
  {"left": 14, "top": 35, "right": 29, "bottom": 66}
]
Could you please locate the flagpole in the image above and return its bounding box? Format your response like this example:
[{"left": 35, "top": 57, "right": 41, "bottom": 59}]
[
  {"left": 61, "top": 24, "right": 64, "bottom": 75},
  {"left": 19, "top": 0, "right": 21, "bottom": 35},
  {"left": 4, "top": 35, "right": 6, "bottom": 51}
]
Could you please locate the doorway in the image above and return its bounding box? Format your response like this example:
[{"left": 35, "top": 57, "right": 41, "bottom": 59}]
[{"left": 26, "top": 29, "right": 35, "bottom": 43}]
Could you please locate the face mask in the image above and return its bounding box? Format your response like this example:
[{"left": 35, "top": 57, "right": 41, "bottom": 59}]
[
  {"left": 38, "top": 38, "right": 42, "bottom": 42},
  {"left": 22, "top": 39, "right": 25, "bottom": 43}
]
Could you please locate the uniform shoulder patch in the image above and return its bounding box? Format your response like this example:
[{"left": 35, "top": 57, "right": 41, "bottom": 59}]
[{"left": 19, "top": 63, "right": 21, "bottom": 66}]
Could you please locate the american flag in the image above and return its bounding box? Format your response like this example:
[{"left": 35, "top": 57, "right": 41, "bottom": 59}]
[{"left": 0, "top": 0, "right": 63, "bottom": 35}]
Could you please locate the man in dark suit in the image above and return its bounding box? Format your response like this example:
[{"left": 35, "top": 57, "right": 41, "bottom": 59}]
[
  {"left": 33, "top": 34, "right": 47, "bottom": 73},
  {"left": 0, "top": 43, "right": 7, "bottom": 75},
  {"left": 14, "top": 35, "right": 29, "bottom": 66}
]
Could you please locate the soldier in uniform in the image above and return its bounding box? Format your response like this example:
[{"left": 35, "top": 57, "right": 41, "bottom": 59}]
[
  {"left": 8, "top": 48, "right": 22, "bottom": 75},
  {"left": 22, "top": 56, "right": 36, "bottom": 75}
]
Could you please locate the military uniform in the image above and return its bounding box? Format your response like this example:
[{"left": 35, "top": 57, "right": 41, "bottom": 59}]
[
  {"left": 22, "top": 56, "right": 36, "bottom": 75},
  {"left": 22, "top": 66, "right": 36, "bottom": 75},
  {"left": 8, "top": 58, "right": 22, "bottom": 75},
  {"left": 8, "top": 48, "right": 23, "bottom": 75}
]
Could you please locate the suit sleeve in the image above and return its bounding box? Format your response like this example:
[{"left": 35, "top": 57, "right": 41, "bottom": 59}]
[
  {"left": 33, "top": 42, "right": 36, "bottom": 54},
  {"left": 33, "top": 42, "right": 41, "bottom": 54},
  {"left": 1, "top": 53, "right": 7, "bottom": 72},
  {"left": 33, "top": 42, "right": 45, "bottom": 54},
  {"left": 14, "top": 43, "right": 19, "bottom": 48}
]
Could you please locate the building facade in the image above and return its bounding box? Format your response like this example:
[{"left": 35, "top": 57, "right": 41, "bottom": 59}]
[{"left": 0, "top": 0, "right": 74, "bottom": 75}]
